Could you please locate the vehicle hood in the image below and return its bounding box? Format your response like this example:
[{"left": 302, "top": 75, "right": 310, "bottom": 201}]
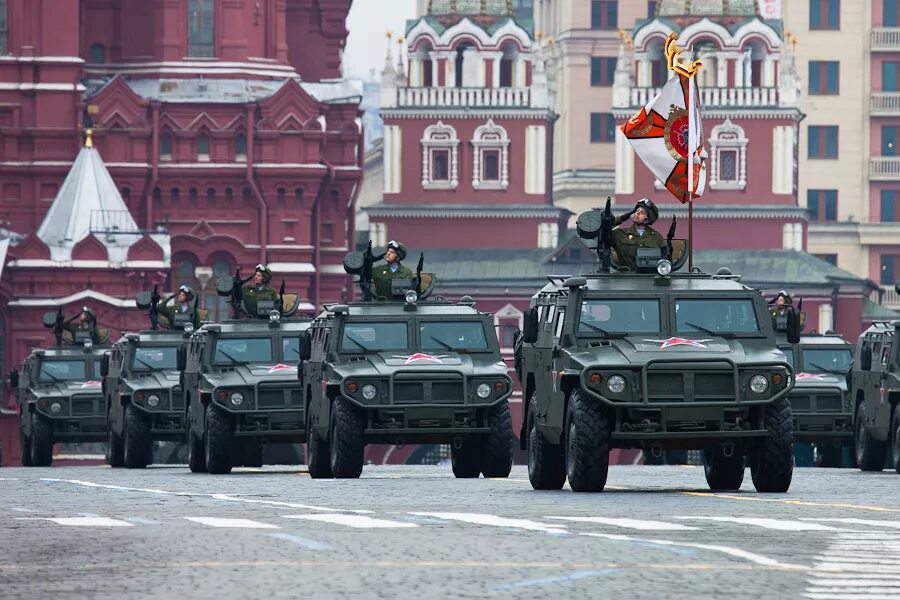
[
  {"left": 792, "top": 372, "right": 847, "bottom": 392},
  {"left": 569, "top": 336, "right": 787, "bottom": 368},
  {"left": 333, "top": 352, "right": 505, "bottom": 378},
  {"left": 31, "top": 380, "right": 103, "bottom": 399},
  {"left": 204, "top": 363, "right": 300, "bottom": 387},
  {"left": 125, "top": 370, "right": 181, "bottom": 391}
]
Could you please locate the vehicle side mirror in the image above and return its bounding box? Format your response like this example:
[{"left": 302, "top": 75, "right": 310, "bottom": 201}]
[
  {"left": 299, "top": 331, "right": 312, "bottom": 362},
  {"left": 8, "top": 369, "right": 18, "bottom": 389},
  {"left": 177, "top": 346, "right": 187, "bottom": 371},
  {"left": 522, "top": 307, "right": 539, "bottom": 344},
  {"left": 786, "top": 308, "right": 801, "bottom": 345},
  {"left": 861, "top": 345, "right": 873, "bottom": 372},
  {"left": 100, "top": 354, "right": 110, "bottom": 378}
]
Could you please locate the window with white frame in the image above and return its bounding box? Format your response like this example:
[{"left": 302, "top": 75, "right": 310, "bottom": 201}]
[
  {"left": 494, "top": 303, "right": 524, "bottom": 349},
  {"left": 421, "top": 121, "right": 459, "bottom": 190},
  {"left": 709, "top": 118, "right": 748, "bottom": 190},
  {"left": 472, "top": 118, "right": 510, "bottom": 190},
  {"left": 369, "top": 222, "right": 387, "bottom": 247}
]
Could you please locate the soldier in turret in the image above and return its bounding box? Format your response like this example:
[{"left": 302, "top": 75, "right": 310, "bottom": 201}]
[
  {"left": 372, "top": 240, "right": 414, "bottom": 299},
  {"left": 243, "top": 264, "right": 278, "bottom": 316},
  {"left": 770, "top": 290, "right": 793, "bottom": 332},
  {"left": 611, "top": 198, "right": 666, "bottom": 271},
  {"left": 161, "top": 285, "right": 197, "bottom": 324},
  {"left": 63, "top": 307, "right": 98, "bottom": 342}
]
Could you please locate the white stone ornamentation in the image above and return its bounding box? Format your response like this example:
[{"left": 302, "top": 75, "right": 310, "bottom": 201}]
[
  {"left": 421, "top": 121, "right": 459, "bottom": 190},
  {"left": 708, "top": 118, "right": 748, "bottom": 191},
  {"left": 472, "top": 118, "right": 510, "bottom": 190}
]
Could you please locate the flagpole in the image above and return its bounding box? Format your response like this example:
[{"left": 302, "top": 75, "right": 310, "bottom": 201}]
[{"left": 687, "top": 49, "right": 695, "bottom": 271}]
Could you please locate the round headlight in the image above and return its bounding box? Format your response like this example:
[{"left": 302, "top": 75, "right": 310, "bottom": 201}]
[
  {"left": 183, "top": 322, "right": 195, "bottom": 334},
  {"left": 50, "top": 402, "right": 62, "bottom": 414},
  {"left": 657, "top": 259, "right": 672, "bottom": 276},
  {"left": 405, "top": 290, "right": 419, "bottom": 304},
  {"left": 146, "top": 394, "right": 160, "bottom": 407},
  {"left": 361, "top": 384, "right": 377, "bottom": 400},
  {"left": 476, "top": 383, "right": 491, "bottom": 399},
  {"left": 269, "top": 310, "right": 281, "bottom": 322},
  {"left": 750, "top": 375, "right": 769, "bottom": 394},
  {"left": 230, "top": 392, "right": 244, "bottom": 406},
  {"left": 607, "top": 375, "right": 627, "bottom": 394}
]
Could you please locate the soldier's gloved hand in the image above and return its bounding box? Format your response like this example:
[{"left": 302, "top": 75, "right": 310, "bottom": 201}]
[{"left": 614, "top": 209, "right": 635, "bottom": 227}]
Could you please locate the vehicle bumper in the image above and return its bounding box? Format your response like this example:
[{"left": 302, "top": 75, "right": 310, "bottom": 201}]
[
  {"left": 45, "top": 416, "right": 107, "bottom": 441},
  {"left": 793, "top": 412, "right": 853, "bottom": 441}
]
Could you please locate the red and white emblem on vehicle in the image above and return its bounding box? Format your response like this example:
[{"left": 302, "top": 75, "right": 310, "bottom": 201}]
[
  {"left": 643, "top": 337, "right": 712, "bottom": 349},
  {"left": 394, "top": 353, "right": 447, "bottom": 365},
  {"left": 796, "top": 372, "right": 826, "bottom": 381},
  {"left": 266, "top": 364, "right": 297, "bottom": 374},
  {"left": 81, "top": 380, "right": 102, "bottom": 388}
]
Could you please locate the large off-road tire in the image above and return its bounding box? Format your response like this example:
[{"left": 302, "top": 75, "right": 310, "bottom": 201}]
[
  {"left": 205, "top": 405, "right": 234, "bottom": 475},
  {"left": 526, "top": 395, "right": 566, "bottom": 490},
  {"left": 239, "top": 438, "right": 264, "bottom": 468},
  {"left": 329, "top": 397, "right": 365, "bottom": 478},
  {"left": 891, "top": 408, "right": 900, "bottom": 475},
  {"left": 814, "top": 444, "right": 842, "bottom": 468},
  {"left": 124, "top": 405, "right": 152, "bottom": 469},
  {"left": 451, "top": 440, "right": 481, "bottom": 478},
  {"left": 480, "top": 400, "right": 514, "bottom": 478},
  {"left": 30, "top": 414, "right": 54, "bottom": 467},
  {"left": 307, "top": 429, "right": 333, "bottom": 478},
  {"left": 855, "top": 401, "right": 886, "bottom": 472},
  {"left": 107, "top": 420, "right": 124, "bottom": 468},
  {"left": 703, "top": 447, "right": 745, "bottom": 491},
  {"left": 565, "top": 389, "right": 610, "bottom": 492},
  {"left": 20, "top": 426, "right": 33, "bottom": 467},
  {"left": 187, "top": 426, "right": 206, "bottom": 473},
  {"left": 751, "top": 397, "right": 794, "bottom": 492}
]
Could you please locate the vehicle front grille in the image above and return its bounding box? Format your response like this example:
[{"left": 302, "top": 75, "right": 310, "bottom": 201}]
[
  {"left": 647, "top": 374, "right": 683, "bottom": 399},
  {"left": 790, "top": 393, "right": 843, "bottom": 414},
  {"left": 432, "top": 382, "right": 464, "bottom": 403},
  {"left": 256, "top": 387, "right": 301, "bottom": 410},
  {"left": 645, "top": 370, "right": 736, "bottom": 403},
  {"left": 71, "top": 396, "right": 101, "bottom": 416},
  {"left": 392, "top": 380, "right": 465, "bottom": 404},
  {"left": 394, "top": 382, "right": 422, "bottom": 403}
]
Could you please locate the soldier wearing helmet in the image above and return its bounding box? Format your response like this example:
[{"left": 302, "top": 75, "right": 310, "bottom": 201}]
[
  {"left": 770, "top": 290, "right": 793, "bottom": 332},
  {"left": 161, "top": 285, "right": 197, "bottom": 324},
  {"left": 372, "top": 240, "right": 414, "bottom": 299},
  {"left": 63, "top": 307, "right": 100, "bottom": 343},
  {"left": 611, "top": 198, "right": 666, "bottom": 271},
  {"left": 243, "top": 264, "right": 278, "bottom": 316}
]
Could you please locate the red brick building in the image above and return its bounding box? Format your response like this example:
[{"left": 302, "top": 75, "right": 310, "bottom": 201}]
[{"left": 0, "top": 0, "right": 362, "bottom": 464}]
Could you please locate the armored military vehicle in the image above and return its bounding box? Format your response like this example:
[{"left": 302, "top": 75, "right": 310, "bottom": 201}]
[
  {"left": 9, "top": 309, "right": 111, "bottom": 466},
  {"left": 515, "top": 205, "right": 798, "bottom": 493},
  {"left": 777, "top": 332, "right": 853, "bottom": 467},
  {"left": 103, "top": 289, "right": 207, "bottom": 468},
  {"left": 182, "top": 270, "right": 309, "bottom": 474},
  {"left": 300, "top": 245, "right": 514, "bottom": 479},
  {"left": 849, "top": 317, "right": 900, "bottom": 473}
]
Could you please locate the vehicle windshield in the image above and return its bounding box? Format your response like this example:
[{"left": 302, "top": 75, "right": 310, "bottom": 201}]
[
  {"left": 132, "top": 346, "right": 179, "bottom": 371},
  {"left": 579, "top": 299, "right": 660, "bottom": 335},
  {"left": 340, "top": 322, "right": 408, "bottom": 352},
  {"left": 801, "top": 348, "right": 852, "bottom": 374},
  {"left": 675, "top": 298, "right": 760, "bottom": 335},
  {"left": 420, "top": 321, "right": 488, "bottom": 351},
  {"left": 283, "top": 337, "right": 300, "bottom": 361},
  {"left": 38, "top": 360, "right": 86, "bottom": 382},
  {"left": 213, "top": 337, "right": 273, "bottom": 365},
  {"left": 778, "top": 347, "right": 794, "bottom": 369},
  {"left": 92, "top": 360, "right": 102, "bottom": 379}
]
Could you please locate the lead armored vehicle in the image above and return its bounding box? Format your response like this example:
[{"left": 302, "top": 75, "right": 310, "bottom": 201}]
[
  {"left": 849, "top": 316, "right": 900, "bottom": 473},
  {"left": 103, "top": 289, "right": 207, "bottom": 468},
  {"left": 777, "top": 331, "right": 853, "bottom": 467},
  {"left": 10, "top": 309, "right": 111, "bottom": 466},
  {"left": 515, "top": 206, "right": 798, "bottom": 493},
  {"left": 182, "top": 270, "right": 310, "bottom": 474},
  {"left": 301, "top": 246, "right": 514, "bottom": 479}
]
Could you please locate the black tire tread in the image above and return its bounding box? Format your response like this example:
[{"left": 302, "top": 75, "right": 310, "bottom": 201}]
[
  {"left": 855, "top": 401, "right": 887, "bottom": 472},
  {"left": 527, "top": 396, "right": 566, "bottom": 490},
  {"left": 330, "top": 397, "right": 364, "bottom": 478},
  {"left": 891, "top": 407, "right": 900, "bottom": 475},
  {"left": 451, "top": 442, "right": 481, "bottom": 478},
  {"left": 566, "top": 389, "right": 610, "bottom": 493},
  {"left": 480, "top": 400, "right": 514, "bottom": 478},
  {"left": 704, "top": 449, "right": 745, "bottom": 491},
  {"left": 307, "top": 426, "right": 333, "bottom": 478},
  {"left": 205, "top": 405, "right": 234, "bottom": 474},
  {"left": 124, "top": 404, "right": 152, "bottom": 469},
  {"left": 188, "top": 426, "right": 206, "bottom": 473},
  {"left": 30, "top": 414, "right": 54, "bottom": 467},
  {"left": 751, "top": 397, "right": 794, "bottom": 492}
]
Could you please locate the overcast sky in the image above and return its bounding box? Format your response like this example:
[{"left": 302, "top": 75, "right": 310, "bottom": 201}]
[{"left": 343, "top": 0, "right": 419, "bottom": 81}]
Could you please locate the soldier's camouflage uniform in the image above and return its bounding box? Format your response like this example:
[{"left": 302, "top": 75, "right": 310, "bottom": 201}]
[
  {"left": 611, "top": 224, "right": 665, "bottom": 271},
  {"left": 372, "top": 264, "right": 414, "bottom": 299},
  {"left": 243, "top": 284, "right": 278, "bottom": 316}
]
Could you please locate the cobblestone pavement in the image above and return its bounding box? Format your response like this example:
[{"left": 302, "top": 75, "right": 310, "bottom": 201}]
[{"left": 2, "top": 464, "right": 899, "bottom": 599}]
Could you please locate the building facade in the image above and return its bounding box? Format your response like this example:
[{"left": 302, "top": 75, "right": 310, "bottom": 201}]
[{"left": 0, "top": 0, "right": 362, "bottom": 464}]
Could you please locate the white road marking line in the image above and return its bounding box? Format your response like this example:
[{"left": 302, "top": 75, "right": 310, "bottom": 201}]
[
  {"left": 545, "top": 516, "right": 699, "bottom": 531},
  {"left": 282, "top": 514, "right": 417, "bottom": 529},
  {"left": 674, "top": 517, "right": 846, "bottom": 531},
  {"left": 123, "top": 517, "right": 161, "bottom": 525},
  {"left": 805, "top": 595, "right": 900, "bottom": 600},
  {"left": 806, "top": 589, "right": 900, "bottom": 595},
  {"left": 803, "top": 518, "right": 900, "bottom": 530},
  {"left": 579, "top": 532, "right": 806, "bottom": 570},
  {"left": 38, "top": 517, "right": 133, "bottom": 527},
  {"left": 0, "top": 477, "right": 20, "bottom": 481},
  {"left": 815, "top": 565, "right": 900, "bottom": 575},
  {"left": 267, "top": 533, "right": 333, "bottom": 550},
  {"left": 408, "top": 512, "right": 570, "bottom": 535},
  {"left": 809, "top": 580, "right": 900, "bottom": 587},
  {"left": 40, "top": 478, "right": 371, "bottom": 513},
  {"left": 185, "top": 517, "right": 279, "bottom": 529}
]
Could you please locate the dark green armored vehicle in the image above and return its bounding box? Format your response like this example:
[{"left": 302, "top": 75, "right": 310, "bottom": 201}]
[
  {"left": 183, "top": 272, "right": 309, "bottom": 474},
  {"left": 10, "top": 310, "right": 110, "bottom": 466},
  {"left": 849, "top": 319, "right": 900, "bottom": 473},
  {"left": 301, "top": 247, "right": 514, "bottom": 479},
  {"left": 777, "top": 333, "right": 853, "bottom": 467},
  {"left": 515, "top": 206, "right": 798, "bottom": 493}
]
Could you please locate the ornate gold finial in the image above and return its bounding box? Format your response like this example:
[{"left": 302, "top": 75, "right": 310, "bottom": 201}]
[
  {"left": 397, "top": 36, "right": 404, "bottom": 45},
  {"left": 85, "top": 128, "right": 94, "bottom": 149},
  {"left": 547, "top": 37, "right": 555, "bottom": 47},
  {"left": 386, "top": 30, "right": 393, "bottom": 40},
  {"left": 536, "top": 31, "right": 544, "bottom": 41},
  {"left": 785, "top": 31, "right": 798, "bottom": 48}
]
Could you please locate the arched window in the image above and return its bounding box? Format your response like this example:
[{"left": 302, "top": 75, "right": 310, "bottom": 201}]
[
  {"left": 188, "top": 0, "right": 214, "bottom": 57},
  {"left": 205, "top": 257, "right": 234, "bottom": 321},
  {"left": 89, "top": 43, "right": 105, "bottom": 64},
  {"left": 160, "top": 134, "right": 172, "bottom": 160},
  {"left": 174, "top": 256, "right": 198, "bottom": 291},
  {"left": 197, "top": 134, "right": 209, "bottom": 161},
  {"left": 421, "top": 121, "right": 459, "bottom": 190},
  {"left": 472, "top": 118, "right": 510, "bottom": 189},
  {"left": 709, "top": 118, "right": 748, "bottom": 191},
  {"left": 235, "top": 133, "right": 246, "bottom": 161},
  {"left": 225, "top": 187, "right": 234, "bottom": 206},
  {"left": 0, "top": 0, "right": 8, "bottom": 54},
  {"left": 171, "top": 187, "right": 180, "bottom": 205},
  {"left": 454, "top": 43, "right": 475, "bottom": 87},
  {"left": 189, "top": 187, "right": 198, "bottom": 206},
  {"left": 206, "top": 188, "right": 215, "bottom": 206}
]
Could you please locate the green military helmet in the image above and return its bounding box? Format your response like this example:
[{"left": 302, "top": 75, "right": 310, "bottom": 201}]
[
  {"left": 386, "top": 240, "right": 407, "bottom": 261},
  {"left": 79, "top": 306, "right": 96, "bottom": 321},
  {"left": 178, "top": 284, "right": 195, "bottom": 301},
  {"left": 255, "top": 263, "right": 273, "bottom": 283},
  {"left": 634, "top": 198, "right": 659, "bottom": 226}
]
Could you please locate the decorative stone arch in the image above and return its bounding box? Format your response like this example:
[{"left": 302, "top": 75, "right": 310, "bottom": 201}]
[
  {"left": 421, "top": 121, "right": 459, "bottom": 190},
  {"left": 708, "top": 118, "right": 748, "bottom": 191},
  {"left": 494, "top": 303, "right": 524, "bottom": 349},
  {"left": 471, "top": 118, "right": 509, "bottom": 190},
  {"left": 678, "top": 18, "right": 732, "bottom": 50}
]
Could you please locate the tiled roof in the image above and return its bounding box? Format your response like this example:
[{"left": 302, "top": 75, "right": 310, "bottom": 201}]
[
  {"left": 656, "top": 0, "right": 759, "bottom": 16},
  {"left": 428, "top": 0, "right": 512, "bottom": 16}
]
